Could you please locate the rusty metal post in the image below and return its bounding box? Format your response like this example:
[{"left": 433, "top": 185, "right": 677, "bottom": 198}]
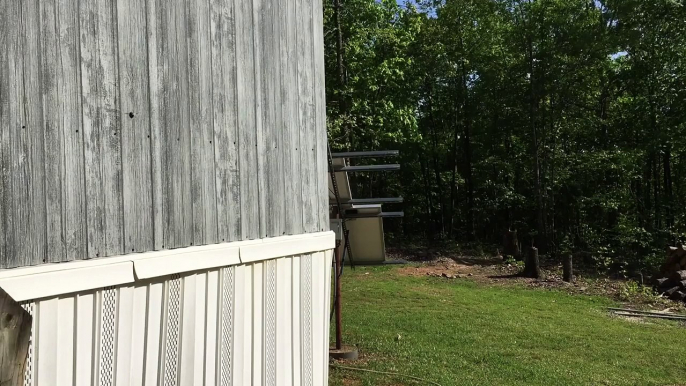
[{"left": 335, "top": 237, "right": 343, "bottom": 350}]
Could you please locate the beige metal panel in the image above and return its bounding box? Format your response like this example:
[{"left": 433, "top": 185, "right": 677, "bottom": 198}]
[
  {"left": 346, "top": 205, "right": 386, "bottom": 264},
  {"left": 14, "top": 250, "right": 333, "bottom": 385}
]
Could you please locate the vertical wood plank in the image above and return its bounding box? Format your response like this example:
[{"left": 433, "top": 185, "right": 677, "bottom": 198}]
[
  {"left": 211, "top": 0, "right": 241, "bottom": 244},
  {"left": 276, "top": 258, "right": 293, "bottom": 386},
  {"left": 57, "top": 0, "right": 88, "bottom": 261},
  {"left": 257, "top": 0, "right": 285, "bottom": 239},
  {"left": 20, "top": 0, "right": 48, "bottom": 266},
  {"left": 80, "top": 0, "right": 124, "bottom": 258},
  {"left": 154, "top": 0, "right": 193, "bottom": 250},
  {"left": 146, "top": 0, "right": 164, "bottom": 251},
  {"left": 143, "top": 282, "right": 164, "bottom": 386},
  {"left": 75, "top": 293, "right": 96, "bottom": 386},
  {"left": 297, "top": 0, "right": 318, "bottom": 234},
  {"left": 235, "top": 0, "right": 259, "bottom": 240},
  {"left": 188, "top": 0, "right": 219, "bottom": 247},
  {"left": 271, "top": 0, "right": 285, "bottom": 238},
  {"left": 117, "top": 0, "right": 153, "bottom": 253},
  {"left": 2, "top": 0, "right": 24, "bottom": 268},
  {"left": 312, "top": 0, "right": 329, "bottom": 233},
  {"left": 281, "top": 0, "right": 303, "bottom": 237},
  {"left": 3, "top": 0, "right": 47, "bottom": 268},
  {"left": 39, "top": 0, "right": 67, "bottom": 264},
  {"left": 0, "top": 0, "right": 8, "bottom": 268},
  {"left": 252, "top": 0, "right": 268, "bottom": 239}
]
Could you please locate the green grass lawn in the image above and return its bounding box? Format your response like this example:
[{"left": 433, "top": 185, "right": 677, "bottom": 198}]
[{"left": 329, "top": 266, "right": 686, "bottom": 386}]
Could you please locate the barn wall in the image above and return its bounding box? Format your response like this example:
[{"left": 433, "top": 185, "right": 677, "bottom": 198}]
[
  {"left": 2, "top": 234, "right": 333, "bottom": 386},
  {"left": 0, "top": 0, "right": 328, "bottom": 269}
]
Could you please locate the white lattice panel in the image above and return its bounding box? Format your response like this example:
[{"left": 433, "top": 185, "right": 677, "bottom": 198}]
[{"left": 16, "top": 250, "right": 333, "bottom": 386}]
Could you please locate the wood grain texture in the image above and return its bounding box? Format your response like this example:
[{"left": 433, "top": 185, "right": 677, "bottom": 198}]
[
  {"left": 3, "top": 0, "right": 24, "bottom": 268},
  {"left": 0, "top": 288, "right": 32, "bottom": 386},
  {"left": 211, "top": 0, "right": 241, "bottom": 243},
  {"left": 253, "top": 0, "right": 268, "bottom": 239},
  {"left": 169, "top": 0, "right": 193, "bottom": 249},
  {"left": 57, "top": 0, "right": 88, "bottom": 261},
  {"left": 117, "top": 0, "right": 153, "bottom": 253},
  {"left": 147, "top": 0, "right": 164, "bottom": 251},
  {"left": 21, "top": 0, "right": 48, "bottom": 266},
  {"left": 80, "top": 0, "right": 124, "bottom": 258},
  {"left": 262, "top": 0, "right": 286, "bottom": 238},
  {"left": 3, "top": 0, "right": 47, "bottom": 268},
  {"left": 0, "top": 0, "right": 8, "bottom": 267},
  {"left": 187, "top": 0, "right": 219, "bottom": 247},
  {"left": 297, "top": 0, "right": 318, "bottom": 234},
  {"left": 313, "top": 0, "right": 329, "bottom": 233},
  {"left": 0, "top": 0, "right": 328, "bottom": 268},
  {"left": 235, "top": 0, "right": 259, "bottom": 240},
  {"left": 154, "top": 0, "right": 193, "bottom": 250},
  {"left": 282, "top": 0, "right": 303, "bottom": 236},
  {"left": 39, "top": 0, "right": 68, "bottom": 264}
]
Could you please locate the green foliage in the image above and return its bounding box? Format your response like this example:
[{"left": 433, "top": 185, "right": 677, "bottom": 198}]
[
  {"left": 504, "top": 256, "right": 525, "bottom": 269},
  {"left": 324, "top": 0, "right": 686, "bottom": 272},
  {"left": 619, "top": 280, "right": 658, "bottom": 302}
]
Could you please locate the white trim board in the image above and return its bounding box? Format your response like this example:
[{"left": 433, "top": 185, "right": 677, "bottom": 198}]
[{"left": 0, "top": 231, "right": 335, "bottom": 302}]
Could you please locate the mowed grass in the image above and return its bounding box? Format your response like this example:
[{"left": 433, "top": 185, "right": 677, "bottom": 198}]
[{"left": 329, "top": 266, "right": 686, "bottom": 386}]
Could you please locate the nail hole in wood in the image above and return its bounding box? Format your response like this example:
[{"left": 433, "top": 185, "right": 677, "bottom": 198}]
[
  {"left": 128, "top": 112, "right": 135, "bottom": 118},
  {"left": 21, "top": 126, "right": 25, "bottom": 129}
]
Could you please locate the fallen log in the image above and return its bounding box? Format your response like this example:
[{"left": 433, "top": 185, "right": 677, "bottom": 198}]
[
  {"left": 669, "top": 290, "right": 686, "bottom": 302},
  {"left": 670, "top": 270, "right": 686, "bottom": 282}
]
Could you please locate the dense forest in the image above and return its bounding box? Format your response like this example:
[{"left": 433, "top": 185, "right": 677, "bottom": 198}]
[{"left": 323, "top": 0, "right": 686, "bottom": 272}]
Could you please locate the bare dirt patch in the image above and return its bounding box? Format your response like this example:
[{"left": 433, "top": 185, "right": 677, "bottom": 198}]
[{"left": 388, "top": 246, "right": 686, "bottom": 313}]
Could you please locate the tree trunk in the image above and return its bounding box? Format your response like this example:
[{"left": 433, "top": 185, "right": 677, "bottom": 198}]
[
  {"left": 664, "top": 146, "right": 674, "bottom": 228},
  {"left": 419, "top": 150, "right": 435, "bottom": 239},
  {"left": 525, "top": 247, "right": 541, "bottom": 279},
  {"left": 503, "top": 230, "right": 520, "bottom": 260},
  {"left": 426, "top": 83, "right": 446, "bottom": 236},
  {"left": 527, "top": 35, "right": 546, "bottom": 254},
  {"left": 563, "top": 253, "right": 573, "bottom": 283}
]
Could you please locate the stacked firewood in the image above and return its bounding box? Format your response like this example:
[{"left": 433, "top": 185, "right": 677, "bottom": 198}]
[{"left": 653, "top": 246, "right": 686, "bottom": 303}]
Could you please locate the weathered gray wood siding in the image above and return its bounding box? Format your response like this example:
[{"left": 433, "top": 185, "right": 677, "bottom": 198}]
[{"left": 0, "top": 0, "right": 328, "bottom": 269}]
